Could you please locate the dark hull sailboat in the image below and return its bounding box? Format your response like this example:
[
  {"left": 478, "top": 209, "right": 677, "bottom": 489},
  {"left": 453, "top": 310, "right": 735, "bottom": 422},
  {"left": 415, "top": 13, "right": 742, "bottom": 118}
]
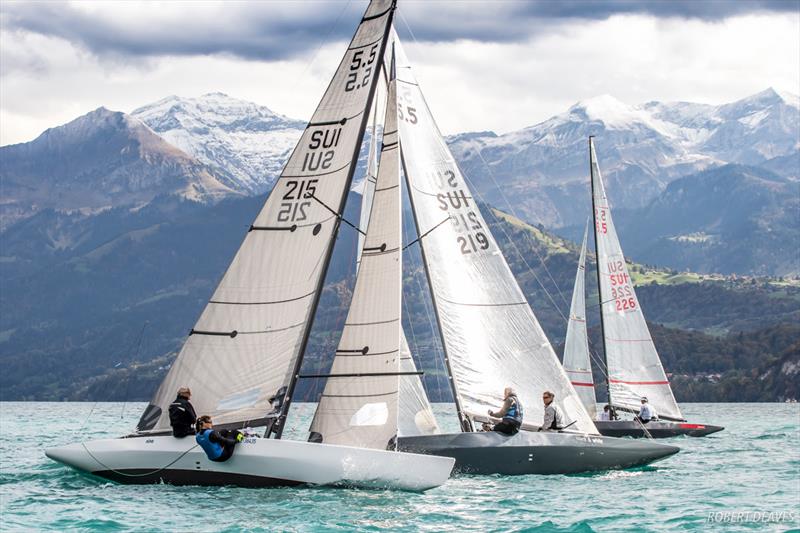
[
  {"left": 399, "top": 430, "right": 678, "bottom": 475},
  {"left": 594, "top": 420, "right": 724, "bottom": 438},
  {"left": 388, "top": 35, "right": 680, "bottom": 471},
  {"left": 587, "top": 137, "right": 723, "bottom": 438}
]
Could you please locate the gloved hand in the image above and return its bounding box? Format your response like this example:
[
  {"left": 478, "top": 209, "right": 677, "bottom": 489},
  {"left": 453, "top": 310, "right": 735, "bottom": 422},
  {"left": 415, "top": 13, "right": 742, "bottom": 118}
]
[{"left": 236, "top": 431, "right": 244, "bottom": 442}]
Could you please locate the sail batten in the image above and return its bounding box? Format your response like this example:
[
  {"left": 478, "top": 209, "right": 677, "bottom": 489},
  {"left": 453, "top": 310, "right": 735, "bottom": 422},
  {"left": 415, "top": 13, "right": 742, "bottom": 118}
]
[
  {"left": 136, "top": 0, "right": 396, "bottom": 435},
  {"left": 562, "top": 221, "right": 597, "bottom": 419},
  {"left": 393, "top": 33, "right": 597, "bottom": 435},
  {"left": 590, "top": 138, "right": 683, "bottom": 421}
]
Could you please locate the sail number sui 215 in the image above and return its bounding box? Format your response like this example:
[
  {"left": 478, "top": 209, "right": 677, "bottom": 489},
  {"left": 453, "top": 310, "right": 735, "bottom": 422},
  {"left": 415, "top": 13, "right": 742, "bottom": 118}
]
[{"left": 278, "top": 126, "right": 342, "bottom": 223}]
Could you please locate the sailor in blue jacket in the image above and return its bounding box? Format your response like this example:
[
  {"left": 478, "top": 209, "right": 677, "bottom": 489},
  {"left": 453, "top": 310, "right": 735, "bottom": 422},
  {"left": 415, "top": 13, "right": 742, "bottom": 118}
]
[{"left": 195, "top": 415, "right": 243, "bottom": 462}]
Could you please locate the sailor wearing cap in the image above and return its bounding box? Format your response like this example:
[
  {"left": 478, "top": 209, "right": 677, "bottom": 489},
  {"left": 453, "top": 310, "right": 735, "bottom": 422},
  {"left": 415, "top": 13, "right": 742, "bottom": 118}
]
[
  {"left": 168, "top": 386, "right": 197, "bottom": 437},
  {"left": 636, "top": 397, "right": 657, "bottom": 424}
]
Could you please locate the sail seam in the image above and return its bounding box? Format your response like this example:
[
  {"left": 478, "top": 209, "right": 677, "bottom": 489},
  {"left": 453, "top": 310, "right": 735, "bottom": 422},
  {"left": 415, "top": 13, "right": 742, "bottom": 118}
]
[
  {"left": 209, "top": 291, "right": 316, "bottom": 305},
  {"left": 321, "top": 390, "right": 397, "bottom": 398},
  {"left": 344, "top": 318, "right": 400, "bottom": 326},
  {"left": 282, "top": 162, "right": 350, "bottom": 178},
  {"left": 334, "top": 349, "right": 399, "bottom": 357}
]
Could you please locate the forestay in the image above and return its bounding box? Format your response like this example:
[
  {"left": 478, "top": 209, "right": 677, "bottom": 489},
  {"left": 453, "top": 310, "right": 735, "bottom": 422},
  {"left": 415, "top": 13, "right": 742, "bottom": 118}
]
[
  {"left": 590, "top": 138, "right": 683, "bottom": 421},
  {"left": 393, "top": 35, "right": 597, "bottom": 435},
  {"left": 562, "top": 222, "right": 597, "bottom": 419},
  {"left": 136, "top": 0, "right": 396, "bottom": 433},
  {"left": 308, "top": 76, "right": 403, "bottom": 449}
]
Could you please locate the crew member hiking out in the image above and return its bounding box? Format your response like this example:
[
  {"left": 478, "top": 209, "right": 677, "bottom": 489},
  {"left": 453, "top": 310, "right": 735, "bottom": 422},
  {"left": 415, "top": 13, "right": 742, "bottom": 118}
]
[{"left": 195, "top": 415, "right": 244, "bottom": 463}]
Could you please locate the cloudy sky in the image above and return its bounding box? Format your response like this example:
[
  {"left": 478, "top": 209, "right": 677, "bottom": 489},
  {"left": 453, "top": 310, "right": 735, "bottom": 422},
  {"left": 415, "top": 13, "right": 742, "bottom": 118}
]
[{"left": 1, "top": 0, "right": 798, "bottom": 145}]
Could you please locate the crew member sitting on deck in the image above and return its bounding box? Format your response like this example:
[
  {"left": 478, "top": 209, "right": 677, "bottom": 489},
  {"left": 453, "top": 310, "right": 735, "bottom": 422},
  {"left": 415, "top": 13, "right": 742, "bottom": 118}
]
[
  {"left": 636, "top": 397, "right": 657, "bottom": 423},
  {"left": 168, "top": 386, "right": 197, "bottom": 438},
  {"left": 486, "top": 387, "right": 524, "bottom": 436},
  {"left": 195, "top": 415, "right": 244, "bottom": 462},
  {"left": 538, "top": 390, "right": 564, "bottom": 431},
  {"left": 598, "top": 404, "right": 612, "bottom": 421}
]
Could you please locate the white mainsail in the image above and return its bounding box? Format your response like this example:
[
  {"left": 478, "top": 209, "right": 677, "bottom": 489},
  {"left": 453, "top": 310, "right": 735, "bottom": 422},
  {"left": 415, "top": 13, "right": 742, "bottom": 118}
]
[
  {"left": 562, "top": 221, "right": 597, "bottom": 419},
  {"left": 393, "top": 34, "right": 597, "bottom": 435},
  {"left": 590, "top": 137, "right": 683, "bottom": 421},
  {"left": 308, "top": 75, "right": 403, "bottom": 449},
  {"left": 136, "top": 0, "right": 396, "bottom": 433}
]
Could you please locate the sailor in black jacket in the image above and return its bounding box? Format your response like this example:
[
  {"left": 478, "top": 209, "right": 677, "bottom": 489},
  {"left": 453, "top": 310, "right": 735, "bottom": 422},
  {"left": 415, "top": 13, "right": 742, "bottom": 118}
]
[{"left": 168, "top": 387, "right": 197, "bottom": 437}]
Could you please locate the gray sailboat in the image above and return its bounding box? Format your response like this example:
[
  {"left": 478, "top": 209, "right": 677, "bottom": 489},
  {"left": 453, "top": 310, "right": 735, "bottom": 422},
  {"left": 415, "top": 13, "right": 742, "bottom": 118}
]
[
  {"left": 388, "top": 34, "right": 679, "bottom": 473},
  {"left": 587, "top": 137, "right": 723, "bottom": 438}
]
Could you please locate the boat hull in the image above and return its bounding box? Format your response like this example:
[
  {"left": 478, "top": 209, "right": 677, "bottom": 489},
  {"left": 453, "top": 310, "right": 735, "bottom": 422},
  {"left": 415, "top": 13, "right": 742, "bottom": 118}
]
[
  {"left": 45, "top": 435, "right": 454, "bottom": 491},
  {"left": 594, "top": 420, "right": 724, "bottom": 438},
  {"left": 397, "top": 430, "right": 679, "bottom": 475}
]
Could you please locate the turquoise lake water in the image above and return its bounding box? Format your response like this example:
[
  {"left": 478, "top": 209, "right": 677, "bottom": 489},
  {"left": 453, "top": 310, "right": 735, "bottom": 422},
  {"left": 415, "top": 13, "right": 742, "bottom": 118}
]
[{"left": 1, "top": 402, "right": 798, "bottom": 532}]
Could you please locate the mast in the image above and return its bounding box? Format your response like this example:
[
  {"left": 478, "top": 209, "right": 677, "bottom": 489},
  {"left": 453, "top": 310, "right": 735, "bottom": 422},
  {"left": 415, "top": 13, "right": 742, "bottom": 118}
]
[
  {"left": 274, "top": 2, "right": 396, "bottom": 438},
  {"left": 589, "top": 136, "right": 613, "bottom": 416},
  {"left": 399, "top": 149, "right": 473, "bottom": 433}
]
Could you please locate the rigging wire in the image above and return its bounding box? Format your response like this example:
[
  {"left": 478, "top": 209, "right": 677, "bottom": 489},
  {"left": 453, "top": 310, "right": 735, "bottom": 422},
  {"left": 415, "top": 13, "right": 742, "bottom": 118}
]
[{"left": 120, "top": 321, "right": 149, "bottom": 420}]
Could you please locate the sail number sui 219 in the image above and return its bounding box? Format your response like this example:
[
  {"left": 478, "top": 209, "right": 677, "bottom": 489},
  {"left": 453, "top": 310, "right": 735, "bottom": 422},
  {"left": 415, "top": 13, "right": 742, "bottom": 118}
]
[{"left": 435, "top": 170, "right": 490, "bottom": 255}]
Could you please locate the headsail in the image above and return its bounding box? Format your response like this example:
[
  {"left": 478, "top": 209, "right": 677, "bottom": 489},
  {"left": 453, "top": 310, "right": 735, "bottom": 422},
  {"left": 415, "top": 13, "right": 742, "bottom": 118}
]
[
  {"left": 308, "top": 73, "right": 403, "bottom": 449},
  {"left": 562, "top": 221, "right": 597, "bottom": 419},
  {"left": 355, "top": 62, "right": 439, "bottom": 438},
  {"left": 398, "top": 332, "right": 440, "bottom": 436},
  {"left": 590, "top": 137, "right": 683, "bottom": 421},
  {"left": 136, "top": 0, "right": 396, "bottom": 434},
  {"left": 393, "top": 33, "right": 597, "bottom": 435}
]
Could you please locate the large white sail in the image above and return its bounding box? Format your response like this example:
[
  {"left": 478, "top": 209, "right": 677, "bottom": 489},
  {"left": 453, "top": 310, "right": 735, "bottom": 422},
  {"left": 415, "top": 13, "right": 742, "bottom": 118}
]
[
  {"left": 137, "top": 0, "right": 396, "bottom": 433},
  {"left": 308, "top": 76, "right": 403, "bottom": 449},
  {"left": 562, "top": 222, "right": 597, "bottom": 419},
  {"left": 354, "top": 66, "right": 439, "bottom": 438},
  {"left": 590, "top": 138, "right": 683, "bottom": 421},
  {"left": 393, "top": 35, "right": 597, "bottom": 435}
]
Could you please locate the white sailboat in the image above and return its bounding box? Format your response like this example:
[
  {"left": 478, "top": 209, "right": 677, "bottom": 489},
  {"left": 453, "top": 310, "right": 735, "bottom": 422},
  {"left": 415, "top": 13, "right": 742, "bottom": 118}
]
[
  {"left": 45, "top": 0, "right": 454, "bottom": 491},
  {"left": 388, "top": 34, "right": 680, "bottom": 473},
  {"left": 587, "top": 137, "right": 723, "bottom": 438},
  {"left": 562, "top": 221, "right": 598, "bottom": 420}
]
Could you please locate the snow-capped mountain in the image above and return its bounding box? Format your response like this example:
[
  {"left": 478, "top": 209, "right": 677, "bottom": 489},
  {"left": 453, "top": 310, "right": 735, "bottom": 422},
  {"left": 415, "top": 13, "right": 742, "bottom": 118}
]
[
  {"left": 0, "top": 107, "right": 234, "bottom": 229},
  {"left": 450, "top": 87, "right": 799, "bottom": 227},
  {"left": 132, "top": 93, "right": 306, "bottom": 195}
]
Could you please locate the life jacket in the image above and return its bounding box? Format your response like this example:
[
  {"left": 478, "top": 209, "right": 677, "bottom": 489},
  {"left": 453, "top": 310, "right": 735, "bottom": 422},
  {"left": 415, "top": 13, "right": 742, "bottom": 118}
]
[
  {"left": 196, "top": 429, "right": 223, "bottom": 460},
  {"left": 503, "top": 394, "right": 524, "bottom": 425},
  {"left": 548, "top": 404, "right": 564, "bottom": 430}
]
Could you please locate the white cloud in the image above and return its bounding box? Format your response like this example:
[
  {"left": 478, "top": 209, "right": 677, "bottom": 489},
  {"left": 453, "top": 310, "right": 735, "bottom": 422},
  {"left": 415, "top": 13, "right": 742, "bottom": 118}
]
[{"left": 1, "top": 9, "right": 798, "bottom": 145}]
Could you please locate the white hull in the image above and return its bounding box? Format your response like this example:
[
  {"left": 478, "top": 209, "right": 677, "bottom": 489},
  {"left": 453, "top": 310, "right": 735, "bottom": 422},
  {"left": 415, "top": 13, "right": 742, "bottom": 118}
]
[{"left": 45, "top": 435, "right": 454, "bottom": 492}]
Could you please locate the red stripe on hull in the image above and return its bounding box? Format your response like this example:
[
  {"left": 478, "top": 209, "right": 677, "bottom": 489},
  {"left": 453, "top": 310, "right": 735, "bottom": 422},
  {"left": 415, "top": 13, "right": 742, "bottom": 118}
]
[{"left": 571, "top": 382, "right": 594, "bottom": 387}]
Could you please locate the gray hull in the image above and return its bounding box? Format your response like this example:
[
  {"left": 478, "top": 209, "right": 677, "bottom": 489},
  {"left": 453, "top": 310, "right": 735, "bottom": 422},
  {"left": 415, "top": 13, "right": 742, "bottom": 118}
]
[
  {"left": 595, "top": 420, "right": 724, "bottom": 438},
  {"left": 397, "top": 430, "right": 679, "bottom": 475}
]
